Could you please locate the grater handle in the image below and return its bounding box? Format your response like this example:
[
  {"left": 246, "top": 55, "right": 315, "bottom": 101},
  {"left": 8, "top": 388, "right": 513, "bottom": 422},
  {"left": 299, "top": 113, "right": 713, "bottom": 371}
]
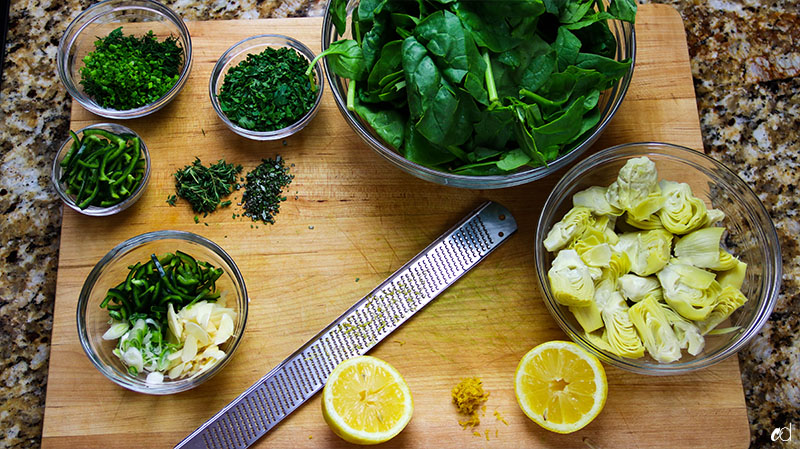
[{"left": 175, "top": 201, "right": 517, "bottom": 449}]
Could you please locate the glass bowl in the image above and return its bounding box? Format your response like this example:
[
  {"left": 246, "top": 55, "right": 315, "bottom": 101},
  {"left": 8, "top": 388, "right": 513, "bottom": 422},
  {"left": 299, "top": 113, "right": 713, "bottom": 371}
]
[
  {"left": 209, "top": 34, "right": 325, "bottom": 141},
  {"left": 321, "top": 0, "right": 635, "bottom": 189},
  {"left": 534, "top": 142, "right": 781, "bottom": 374},
  {"left": 77, "top": 231, "right": 249, "bottom": 394},
  {"left": 57, "top": 0, "right": 193, "bottom": 119},
  {"left": 51, "top": 123, "right": 151, "bottom": 216}
]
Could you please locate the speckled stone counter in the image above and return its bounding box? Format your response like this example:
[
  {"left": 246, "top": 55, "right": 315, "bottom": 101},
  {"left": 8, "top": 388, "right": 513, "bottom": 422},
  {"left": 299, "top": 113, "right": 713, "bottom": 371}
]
[{"left": 1, "top": 1, "right": 797, "bottom": 447}]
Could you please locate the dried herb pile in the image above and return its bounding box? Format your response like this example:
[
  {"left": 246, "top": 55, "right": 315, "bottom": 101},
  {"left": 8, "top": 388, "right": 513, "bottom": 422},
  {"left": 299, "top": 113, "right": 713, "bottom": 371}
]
[
  {"left": 168, "top": 158, "right": 242, "bottom": 215},
  {"left": 217, "top": 47, "right": 318, "bottom": 132},
  {"left": 80, "top": 27, "right": 183, "bottom": 110},
  {"left": 242, "top": 156, "right": 294, "bottom": 224}
]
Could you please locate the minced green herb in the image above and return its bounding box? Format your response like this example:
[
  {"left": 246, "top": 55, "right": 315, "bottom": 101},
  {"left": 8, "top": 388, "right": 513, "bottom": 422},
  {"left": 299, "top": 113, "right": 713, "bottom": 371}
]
[
  {"left": 80, "top": 27, "right": 183, "bottom": 110},
  {"left": 217, "top": 47, "right": 318, "bottom": 132},
  {"left": 242, "top": 156, "right": 294, "bottom": 224},
  {"left": 171, "top": 158, "right": 242, "bottom": 215}
]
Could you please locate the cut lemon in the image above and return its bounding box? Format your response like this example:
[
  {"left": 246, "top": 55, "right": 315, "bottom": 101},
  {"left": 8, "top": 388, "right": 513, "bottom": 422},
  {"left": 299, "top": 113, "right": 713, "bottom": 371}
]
[
  {"left": 322, "top": 356, "right": 413, "bottom": 445},
  {"left": 514, "top": 341, "right": 607, "bottom": 434}
]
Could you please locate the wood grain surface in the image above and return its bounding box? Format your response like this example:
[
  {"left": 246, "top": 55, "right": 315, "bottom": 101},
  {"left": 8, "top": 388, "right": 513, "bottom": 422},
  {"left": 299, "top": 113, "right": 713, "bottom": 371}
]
[{"left": 42, "top": 6, "right": 750, "bottom": 448}]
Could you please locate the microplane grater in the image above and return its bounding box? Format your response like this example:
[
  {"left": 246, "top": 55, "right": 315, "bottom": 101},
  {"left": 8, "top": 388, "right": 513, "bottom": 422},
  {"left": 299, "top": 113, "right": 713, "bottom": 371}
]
[{"left": 175, "top": 201, "right": 517, "bottom": 449}]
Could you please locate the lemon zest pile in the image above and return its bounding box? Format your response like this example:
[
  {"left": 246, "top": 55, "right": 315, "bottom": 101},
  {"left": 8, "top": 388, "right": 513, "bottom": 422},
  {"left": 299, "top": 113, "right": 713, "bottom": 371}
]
[{"left": 451, "top": 377, "right": 490, "bottom": 429}]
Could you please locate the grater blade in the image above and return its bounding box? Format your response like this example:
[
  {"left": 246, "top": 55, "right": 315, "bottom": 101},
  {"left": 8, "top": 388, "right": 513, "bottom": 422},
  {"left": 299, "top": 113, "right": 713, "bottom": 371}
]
[{"left": 175, "top": 201, "right": 518, "bottom": 449}]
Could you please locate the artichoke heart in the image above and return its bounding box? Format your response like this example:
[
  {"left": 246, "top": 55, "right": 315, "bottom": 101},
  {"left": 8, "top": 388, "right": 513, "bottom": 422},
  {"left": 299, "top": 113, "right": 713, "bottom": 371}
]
[
  {"left": 602, "top": 308, "right": 645, "bottom": 359},
  {"left": 706, "top": 249, "right": 740, "bottom": 272},
  {"left": 657, "top": 262, "right": 721, "bottom": 321},
  {"left": 625, "top": 211, "right": 664, "bottom": 230},
  {"left": 606, "top": 157, "right": 661, "bottom": 219},
  {"left": 673, "top": 227, "right": 725, "bottom": 268},
  {"left": 717, "top": 258, "right": 748, "bottom": 290},
  {"left": 573, "top": 186, "right": 622, "bottom": 216},
  {"left": 591, "top": 280, "right": 645, "bottom": 358},
  {"left": 577, "top": 214, "right": 619, "bottom": 245},
  {"left": 696, "top": 286, "right": 748, "bottom": 334},
  {"left": 543, "top": 207, "right": 594, "bottom": 252},
  {"left": 570, "top": 301, "right": 604, "bottom": 333},
  {"left": 657, "top": 180, "right": 708, "bottom": 235},
  {"left": 571, "top": 236, "right": 612, "bottom": 267},
  {"left": 548, "top": 249, "right": 595, "bottom": 307},
  {"left": 629, "top": 296, "right": 682, "bottom": 363},
  {"left": 600, "top": 251, "right": 631, "bottom": 287},
  {"left": 619, "top": 274, "right": 663, "bottom": 302},
  {"left": 616, "top": 229, "right": 672, "bottom": 276},
  {"left": 659, "top": 303, "right": 705, "bottom": 355}
]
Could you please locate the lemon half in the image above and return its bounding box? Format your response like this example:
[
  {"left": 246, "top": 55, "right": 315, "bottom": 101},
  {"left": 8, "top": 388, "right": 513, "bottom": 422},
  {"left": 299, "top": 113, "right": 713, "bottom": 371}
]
[
  {"left": 514, "top": 341, "right": 607, "bottom": 434},
  {"left": 322, "top": 356, "right": 413, "bottom": 445}
]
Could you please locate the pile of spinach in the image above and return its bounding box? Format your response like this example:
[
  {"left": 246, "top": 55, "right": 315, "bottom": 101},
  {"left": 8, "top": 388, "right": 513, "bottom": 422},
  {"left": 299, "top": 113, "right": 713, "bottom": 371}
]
[{"left": 313, "top": 0, "right": 636, "bottom": 175}]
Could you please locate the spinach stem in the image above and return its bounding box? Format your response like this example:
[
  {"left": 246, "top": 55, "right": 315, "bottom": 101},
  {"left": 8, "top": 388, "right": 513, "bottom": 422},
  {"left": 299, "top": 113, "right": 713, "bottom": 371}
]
[
  {"left": 347, "top": 80, "right": 356, "bottom": 112},
  {"left": 483, "top": 51, "right": 499, "bottom": 104}
]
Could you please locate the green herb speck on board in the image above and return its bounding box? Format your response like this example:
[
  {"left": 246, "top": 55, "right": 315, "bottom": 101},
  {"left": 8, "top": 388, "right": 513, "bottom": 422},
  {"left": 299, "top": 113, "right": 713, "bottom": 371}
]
[
  {"left": 194, "top": 215, "right": 199, "bottom": 223},
  {"left": 355, "top": 278, "right": 360, "bottom": 282},
  {"left": 166, "top": 194, "right": 177, "bottom": 206}
]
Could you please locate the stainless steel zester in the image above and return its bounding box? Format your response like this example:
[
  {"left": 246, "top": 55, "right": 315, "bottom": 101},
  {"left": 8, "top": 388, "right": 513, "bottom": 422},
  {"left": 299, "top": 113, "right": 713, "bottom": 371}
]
[{"left": 175, "top": 201, "right": 518, "bottom": 449}]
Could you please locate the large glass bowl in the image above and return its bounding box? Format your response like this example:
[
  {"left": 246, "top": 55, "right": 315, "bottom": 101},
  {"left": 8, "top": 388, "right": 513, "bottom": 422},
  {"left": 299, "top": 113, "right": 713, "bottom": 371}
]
[
  {"left": 77, "top": 231, "right": 248, "bottom": 394},
  {"left": 321, "top": 0, "right": 635, "bottom": 189},
  {"left": 57, "top": 0, "right": 193, "bottom": 119},
  {"left": 209, "top": 34, "right": 325, "bottom": 141},
  {"left": 534, "top": 142, "right": 781, "bottom": 374},
  {"left": 51, "top": 123, "right": 151, "bottom": 216}
]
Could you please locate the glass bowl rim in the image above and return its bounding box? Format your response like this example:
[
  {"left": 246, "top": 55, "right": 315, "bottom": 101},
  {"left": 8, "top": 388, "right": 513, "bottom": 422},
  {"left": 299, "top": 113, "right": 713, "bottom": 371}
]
[
  {"left": 51, "top": 123, "right": 152, "bottom": 217},
  {"left": 56, "top": 0, "right": 193, "bottom": 119},
  {"left": 534, "top": 141, "right": 782, "bottom": 374},
  {"left": 208, "top": 33, "right": 326, "bottom": 141},
  {"left": 76, "top": 230, "right": 249, "bottom": 394}
]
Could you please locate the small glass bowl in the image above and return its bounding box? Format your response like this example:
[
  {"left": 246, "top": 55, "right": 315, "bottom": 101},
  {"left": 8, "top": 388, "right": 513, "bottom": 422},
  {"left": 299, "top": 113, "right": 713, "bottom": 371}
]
[
  {"left": 535, "top": 142, "right": 782, "bottom": 375},
  {"left": 77, "top": 231, "right": 249, "bottom": 394},
  {"left": 51, "top": 123, "right": 151, "bottom": 216},
  {"left": 321, "top": 0, "right": 635, "bottom": 189},
  {"left": 209, "top": 34, "right": 325, "bottom": 141},
  {"left": 57, "top": 0, "right": 193, "bottom": 119}
]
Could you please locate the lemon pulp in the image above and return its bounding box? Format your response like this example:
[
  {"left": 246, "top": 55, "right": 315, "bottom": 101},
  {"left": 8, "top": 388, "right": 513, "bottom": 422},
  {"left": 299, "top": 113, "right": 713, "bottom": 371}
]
[
  {"left": 322, "top": 356, "right": 413, "bottom": 444},
  {"left": 515, "top": 341, "right": 607, "bottom": 434}
]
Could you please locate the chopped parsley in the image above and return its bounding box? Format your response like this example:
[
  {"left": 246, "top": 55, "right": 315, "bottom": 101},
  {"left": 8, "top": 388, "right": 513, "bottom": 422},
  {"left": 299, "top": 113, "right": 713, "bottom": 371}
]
[{"left": 217, "top": 47, "right": 317, "bottom": 132}]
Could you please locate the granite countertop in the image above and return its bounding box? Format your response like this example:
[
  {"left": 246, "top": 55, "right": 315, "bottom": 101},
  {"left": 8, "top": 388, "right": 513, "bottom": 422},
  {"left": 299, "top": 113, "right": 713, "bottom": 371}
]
[{"left": 0, "top": 0, "right": 797, "bottom": 447}]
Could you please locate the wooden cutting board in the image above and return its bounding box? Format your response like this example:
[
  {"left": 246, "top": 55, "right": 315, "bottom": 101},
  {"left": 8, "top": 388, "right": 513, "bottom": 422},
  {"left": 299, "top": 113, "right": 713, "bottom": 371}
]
[{"left": 42, "top": 5, "right": 750, "bottom": 448}]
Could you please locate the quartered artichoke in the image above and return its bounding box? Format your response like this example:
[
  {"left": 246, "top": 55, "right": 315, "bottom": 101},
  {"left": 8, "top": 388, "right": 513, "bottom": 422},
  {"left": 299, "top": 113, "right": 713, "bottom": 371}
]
[
  {"left": 606, "top": 157, "right": 664, "bottom": 221},
  {"left": 717, "top": 258, "right": 748, "bottom": 290},
  {"left": 673, "top": 227, "right": 725, "bottom": 268},
  {"left": 696, "top": 286, "right": 748, "bottom": 334},
  {"left": 616, "top": 229, "right": 672, "bottom": 276},
  {"left": 543, "top": 206, "right": 594, "bottom": 252},
  {"left": 629, "top": 296, "right": 682, "bottom": 363},
  {"left": 573, "top": 186, "right": 622, "bottom": 216},
  {"left": 594, "top": 280, "right": 645, "bottom": 358},
  {"left": 657, "top": 180, "right": 708, "bottom": 235},
  {"left": 619, "top": 274, "right": 663, "bottom": 302},
  {"left": 656, "top": 262, "right": 722, "bottom": 321},
  {"left": 659, "top": 302, "right": 705, "bottom": 356},
  {"left": 570, "top": 301, "right": 604, "bottom": 333},
  {"left": 548, "top": 249, "right": 595, "bottom": 307}
]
